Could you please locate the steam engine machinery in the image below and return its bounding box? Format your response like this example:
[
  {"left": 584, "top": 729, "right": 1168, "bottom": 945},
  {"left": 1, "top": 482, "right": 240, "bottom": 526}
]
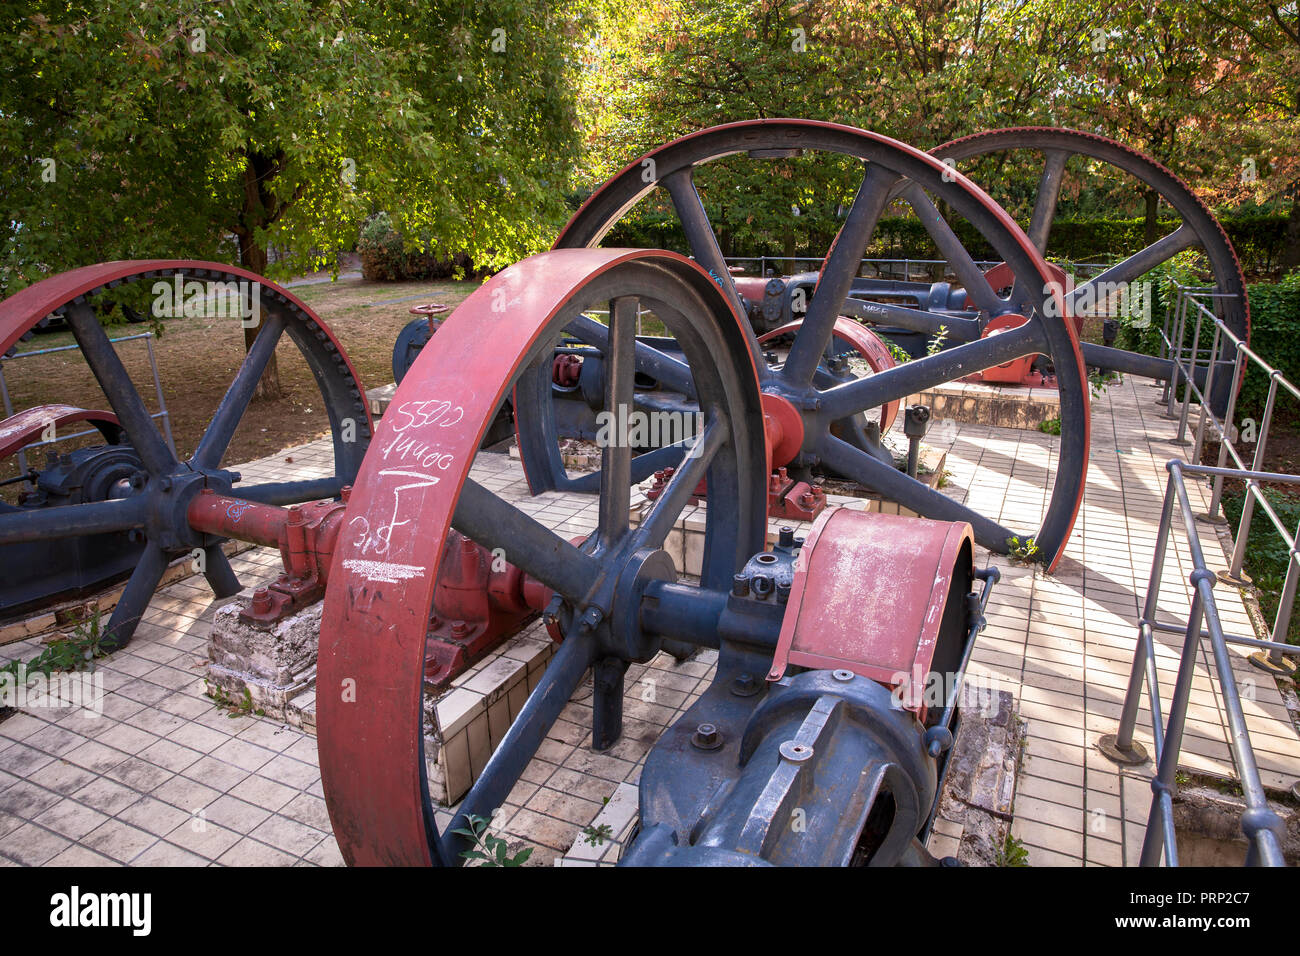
[{"left": 0, "top": 120, "right": 1250, "bottom": 866}]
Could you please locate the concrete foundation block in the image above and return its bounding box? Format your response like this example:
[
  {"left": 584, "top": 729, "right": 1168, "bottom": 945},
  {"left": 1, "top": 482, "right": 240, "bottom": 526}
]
[{"left": 206, "top": 596, "right": 320, "bottom": 719}]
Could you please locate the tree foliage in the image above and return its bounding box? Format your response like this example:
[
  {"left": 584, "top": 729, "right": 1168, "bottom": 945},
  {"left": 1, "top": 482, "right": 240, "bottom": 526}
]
[
  {"left": 578, "top": 0, "right": 1298, "bottom": 268},
  {"left": 0, "top": 0, "right": 599, "bottom": 296}
]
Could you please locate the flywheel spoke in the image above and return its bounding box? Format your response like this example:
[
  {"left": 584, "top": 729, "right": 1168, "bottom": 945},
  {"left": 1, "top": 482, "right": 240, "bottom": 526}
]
[
  {"left": 597, "top": 297, "right": 637, "bottom": 547},
  {"left": 102, "top": 543, "right": 169, "bottom": 650},
  {"left": 1026, "top": 149, "right": 1071, "bottom": 253},
  {"left": 820, "top": 322, "right": 1047, "bottom": 422},
  {"left": 631, "top": 419, "right": 726, "bottom": 552},
  {"left": 452, "top": 478, "right": 602, "bottom": 603},
  {"left": 901, "top": 182, "right": 1005, "bottom": 316},
  {"left": 440, "top": 628, "right": 596, "bottom": 865},
  {"left": 662, "top": 169, "right": 745, "bottom": 322},
  {"left": 565, "top": 313, "right": 697, "bottom": 398},
  {"left": 782, "top": 163, "right": 897, "bottom": 386},
  {"left": 192, "top": 314, "right": 286, "bottom": 469},
  {"left": 1069, "top": 225, "right": 1198, "bottom": 312},
  {"left": 816, "top": 435, "right": 1018, "bottom": 554},
  {"left": 65, "top": 303, "right": 176, "bottom": 476}
]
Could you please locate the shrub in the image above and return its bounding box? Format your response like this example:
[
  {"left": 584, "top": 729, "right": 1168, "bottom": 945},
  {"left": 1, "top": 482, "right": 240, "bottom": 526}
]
[
  {"left": 357, "top": 212, "right": 407, "bottom": 281},
  {"left": 356, "top": 212, "right": 477, "bottom": 281}
]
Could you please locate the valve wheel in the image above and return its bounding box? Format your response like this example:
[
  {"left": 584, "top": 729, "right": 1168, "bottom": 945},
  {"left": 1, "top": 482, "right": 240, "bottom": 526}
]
[
  {"left": 931, "top": 127, "right": 1250, "bottom": 414},
  {"left": 317, "top": 248, "right": 767, "bottom": 866},
  {"left": 519, "top": 119, "right": 1089, "bottom": 570},
  {"left": 0, "top": 261, "right": 372, "bottom": 645}
]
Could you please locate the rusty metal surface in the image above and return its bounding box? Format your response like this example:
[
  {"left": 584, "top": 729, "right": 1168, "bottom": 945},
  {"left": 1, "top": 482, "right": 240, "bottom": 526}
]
[
  {"left": 317, "top": 247, "right": 763, "bottom": 866},
  {"left": 767, "top": 507, "right": 973, "bottom": 719},
  {"left": 0, "top": 405, "right": 121, "bottom": 460}
]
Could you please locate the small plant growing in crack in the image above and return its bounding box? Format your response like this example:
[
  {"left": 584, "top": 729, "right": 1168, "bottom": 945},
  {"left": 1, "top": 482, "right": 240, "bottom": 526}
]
[
  {"left": 205, "top": 681, "right": 264, "bottom": 718},
  {"left": 0, "top": 611, "right": 107, "bottom": 683},
  {"left": 993, "top": 837, "right": 1024, "bottom": 868},
  {"left": 453, "top": 813, "right": 534, "bottom": 866},
  {"left": 581, "top": 822, "right": 614, "bottom": 847},
  {"left": 1006, "top": 535, "right": 1040, "bottom": 564},
  {"left": 994, "top": 832, "right": 1030, "bottom": 867},
  {"left": 926, "top": 325, "right": 950, "bottom": 356}
]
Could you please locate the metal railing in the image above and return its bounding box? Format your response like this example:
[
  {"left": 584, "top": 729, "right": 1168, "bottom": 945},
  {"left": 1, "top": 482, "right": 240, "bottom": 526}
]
[
  {"left": 1100, "top": 279, "right": 1299, "bottom": 865},
  {"left": 0, "top": 332, "right": 176, "bottom": 491},
  {"left": 1159, "top": 283, "right": 1300, "bottom": 668},
  {"left": 1108, "top": 460, "right": 1290, "bottom": 866}
]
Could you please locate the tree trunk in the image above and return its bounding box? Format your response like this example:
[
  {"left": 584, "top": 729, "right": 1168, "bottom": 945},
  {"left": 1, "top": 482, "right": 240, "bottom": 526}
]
[
  {"left": 1143, "top": 188, "right": 1160, "bottom": 247},
  {"left": 237, "top": 233, "right": 283, "bottom": 402},
  {"left": 1280, "top": 183, "right": 1300, "bottom": 274}
]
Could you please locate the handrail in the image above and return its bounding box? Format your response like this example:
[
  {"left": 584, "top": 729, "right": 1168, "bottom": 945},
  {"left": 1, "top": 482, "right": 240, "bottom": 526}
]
[{"left": 1107, "top": 460, "right": 1291, "bottom": 866}]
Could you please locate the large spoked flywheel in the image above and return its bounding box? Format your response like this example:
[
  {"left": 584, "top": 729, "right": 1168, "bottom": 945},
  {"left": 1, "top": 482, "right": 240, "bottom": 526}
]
[
  {"left": 931, "top": 127, "right": 1250, "bottom": 415},
  {"left": 318, "top": 248, "right": 767, "bottom": 865},
  {"left": 0, "top": 261, "right": 372, "bottom": 646},
  {"left": 518, "top": 119, "right": 1089, "bottom": 570}
]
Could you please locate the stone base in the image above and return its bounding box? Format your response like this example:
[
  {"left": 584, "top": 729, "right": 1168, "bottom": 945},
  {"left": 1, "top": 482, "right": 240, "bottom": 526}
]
[
  {"left": 908, "top": 381, "right": 1060, "bottom": 431},
  {"left": 366, "top": 382, "right": 396, "bottom": 418},
  {"left": 204, "top": 589, "right": 559, "bottom": 807},
  {"left": 205, "top": 596, "right": 319, "bottom": 717},
  {"left": 927, "top": 690, "right": 1027, "bottom": 866}
]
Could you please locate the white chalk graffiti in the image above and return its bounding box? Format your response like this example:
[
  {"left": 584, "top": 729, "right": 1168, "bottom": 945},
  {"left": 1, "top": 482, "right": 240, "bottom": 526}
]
[
  {"left": 349, "top": 468, "right": 443, "bottom": 557},
  {"left": 340, "top": 559, "right": 427, "bottom": 584}
]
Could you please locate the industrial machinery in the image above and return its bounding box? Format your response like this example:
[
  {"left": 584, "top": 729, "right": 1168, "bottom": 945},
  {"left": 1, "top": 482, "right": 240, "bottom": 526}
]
[
  {"left": 316, "top": 246, "right": 997, "bottom": 866},
  {"left": 0, "top": 262, "right": 372, "bottom": 647},
  {"left": 394, "top": 124, "right": 1247, "bottom": 552},
  {"left": 520, "top": 120, "right": 1091, "bottom": 571},
  {"left": 0, "top": 119, "right": 1251, "bottom": 866}
]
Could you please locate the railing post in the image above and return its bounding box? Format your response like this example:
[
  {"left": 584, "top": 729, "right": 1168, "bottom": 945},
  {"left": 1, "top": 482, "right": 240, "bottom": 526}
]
[
  {"left": 1228, "top": 376, "right": 1278, "bottom": 580},
  {"left": 1172, "top": 302, "right": 1205, "bottom": 446},
  {"left": 1139, "top": 578, "right": 1209, "bottom": 867},
  {"left": 1165, "top": 287, "right": 1190, "bottom": 416},
  {"left": 1158, "top": 286, "right": 1175, "bottom": 404},
  {"left": 1104, "top": 469, "right": 1178, "bottom": 762},
  {"left": 1192, "top": 320, "right": 1223, "bottom": 465},
  {"left": 1265, "top": 527, "right": 1300, "bottom": 664},
  {"left": 1207, "top": 341, "right": 1246, "bottom": 520},
  {"left": 144, "top": 332, "right": 177, "bottom": 458}
]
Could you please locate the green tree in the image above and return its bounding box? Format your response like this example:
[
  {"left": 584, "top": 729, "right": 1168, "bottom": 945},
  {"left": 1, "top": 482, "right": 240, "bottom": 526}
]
[
  {"left": 1, "top": 0, "right": 596, "bottom": 395},
  {"left": 579, "top": 0, "right": 1111, "bottom": 260},
  {"left": 1199, "top": 1, "right": 1300, "bottom": 269}
]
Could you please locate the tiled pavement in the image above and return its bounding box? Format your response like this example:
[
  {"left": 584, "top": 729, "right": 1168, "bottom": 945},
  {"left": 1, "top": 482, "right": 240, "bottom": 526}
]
[{"left": 1, "top": 374, "right": 1297, "bottom": 866}]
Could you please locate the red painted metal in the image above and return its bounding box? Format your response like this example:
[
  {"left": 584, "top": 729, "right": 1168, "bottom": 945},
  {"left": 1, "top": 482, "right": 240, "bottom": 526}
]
[
  {"left": 732, "top": 276, "right": 768, "bottom": 302},
  {"left": 759, "top": 391, "right": 804, "bottom": 470},
  {"left": 552, "top": 353, "right": 582, "bottom": 388},
  {"left": 317, "top": 248, "right": 756, "bottom": 866},
  {"left": 767, "top": 507, "right": 973, "bottom": 721},
  {"left": 422, "top": 530, "right": 548, "bottom": 687},
  {"left": 967, "top": 314, "right": 1037, "bottom": 386},
  {"left": 187, "top": 489, "right": 350, "bottom": 625},
  {"left": 0, "top": 404, "right": 121, "bottom": 460},
  {"left": 758, "top": 317, "right": 901, "bottom": 435},
  {"left": 766, "top": 468, "right": 826, "bottom": 521},
  {"left": 189, "top": 487, "right": 547, "bottom": 680}
]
